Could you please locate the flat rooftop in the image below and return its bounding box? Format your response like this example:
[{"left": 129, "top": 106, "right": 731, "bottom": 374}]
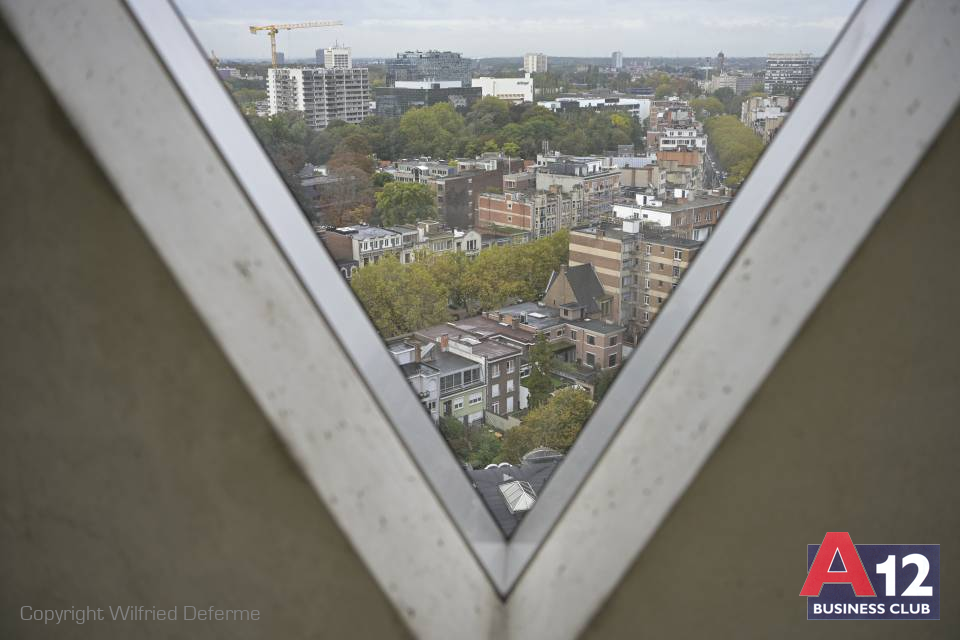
[
  {"left": 496, "top": 302, "right": 561, "bottom": 331},
  {"left": 653, "top": 194, "right": 732, "bottom": 212},
  {"left": 566, "top": 318, "right": 627, "bottom": 335},
  {"left": 572, "top": 222, "right": 703, "bottom": 248},
  {"left": 333, "top": 225, "right": 398, "bottom": 240},
  {"left": 432, "top": 350, "right": 482, "bottom": 375}
]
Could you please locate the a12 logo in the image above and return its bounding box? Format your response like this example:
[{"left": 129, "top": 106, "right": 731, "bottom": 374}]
[{"left": 800, "top": 532, "right": 939, "bottom": 620}]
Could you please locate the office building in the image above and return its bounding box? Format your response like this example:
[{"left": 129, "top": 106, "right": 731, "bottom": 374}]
[
  {"left": 385, "top": 50, "right": 472, "bottom": 85},
  {"left": 373, "top": 81, "right": 482, "bottom": 117},
  {"left": 764, "top": 52, "right": 816, "bottom": 95},
  {"left": 471, "top": 75, "right": 534, "bottom": 104},
  {"left": 612, "top": 51, "right": 623, "bottom": 70},
  {"left": 318, "top": 45, "right": 352, "bottom": 69},
  {"left": 539, "top": 96, "right": 650, "bottom": 121}
]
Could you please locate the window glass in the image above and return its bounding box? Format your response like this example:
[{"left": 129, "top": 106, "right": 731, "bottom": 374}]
[{"left": 176, "top": 0, "right": 858, "bottom": 535}]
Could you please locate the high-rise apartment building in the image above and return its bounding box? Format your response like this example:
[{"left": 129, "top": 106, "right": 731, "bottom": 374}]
[
  {"left": 385, "top": 50, "right": 472, "bottom": 86},
  {"left": 611, "top": 51, "right": 623, "bottom": 70},
  {"left": 267, "top": 66, "right": 370, "bottom": 130},
  {"left": 318, "top": 45, "right": 352, "bottom": 69},
  {"left": 523, "top": 53, "right": 548, "bottom": 73},
  {"left": 764, "top": 52, "right": 816, "bottom": 95}
]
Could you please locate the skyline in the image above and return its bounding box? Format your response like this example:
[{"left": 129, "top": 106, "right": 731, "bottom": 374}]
[{"left": 176, "top": 0, "right": 858, "bottom": 61}]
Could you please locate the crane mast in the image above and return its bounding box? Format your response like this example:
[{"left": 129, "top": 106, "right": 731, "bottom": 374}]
[{"left": 248, "top": 21, "right": 343, "bottom": 67}]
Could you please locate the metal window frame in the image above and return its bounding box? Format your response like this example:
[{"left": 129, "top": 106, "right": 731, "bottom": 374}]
[
  {"left": 5, "top": 0, "right": 959, "bottom": 638},
  {"left": 122, "top": 0, "right": 902, "bottom": 594}
]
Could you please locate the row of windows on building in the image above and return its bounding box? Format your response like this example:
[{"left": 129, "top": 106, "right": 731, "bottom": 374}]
[
  {"left": 644, "top": 262, "right": 683, "bottom": 276},
  {"left": 585, "top": 352, "right": 618, "bottom": 368},
  {"left": 547, "top": 327, "right": 620, "bottom": 347},
  {"left": 643, "top": 246, "right": 686, "bottom": 259},
  {"left": 440, "top": 367, "right": 482, "bottom": 392},
  {"left": 452, "top": 393, "right": 485, "bottom": 411}
]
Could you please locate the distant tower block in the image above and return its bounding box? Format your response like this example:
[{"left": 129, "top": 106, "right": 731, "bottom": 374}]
[{"left": 717, "top": 51, "right": 725, "bottom": 74}]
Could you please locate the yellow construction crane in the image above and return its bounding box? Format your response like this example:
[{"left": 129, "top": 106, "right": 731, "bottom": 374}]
[{"left": 248, "top": 21, "right": 343, "bottom": 67}]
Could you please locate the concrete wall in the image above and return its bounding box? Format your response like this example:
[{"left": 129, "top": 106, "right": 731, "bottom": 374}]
[
  {"left": 581, "top": 105, "right": 960, "bottom": 639},
  {"left": 0, "top": 24, "right": 409, "bottom": 640},
  {"left": 3, "top": 10, "right": 958, "bottom": 640}
]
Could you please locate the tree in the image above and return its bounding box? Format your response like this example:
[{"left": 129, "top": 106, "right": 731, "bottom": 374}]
[
  {"left": 690, "top": 97, "right": 725, "bottom": 118},
  {"left": 398, "top": 103, "right": 465, "bottom": 157},
  {"left": 327, "top": 134, "right": 376, "bottom": 175},
  {"left": 247, "top": 111, "right": 313, "bottom": 208},
  {"left": 704, "top": 115, "right": 764, "bottom": 187},
  {"left": 466, "top": 96, "right": 512, "bottom": 136},
  {"left": 712, "top": 87, "right": 745, "bottom": 116},
  {"left": 497, "top": 423, "right": 540, "bottom": 466},
  {"left": 425, "top": 251, "right": 470, "bottom": 309},
  {"left": 318, "top": 165, "right": 374, "bottom": 226},
  {"left": 372, "top": 172, "right": 394, "bottom": 189},
  {"left": 655, "top": 83, "right": 674, "bottom": 99},
  {"left": 374, "top": 182, "right": 437, "bottom": 226},
  {"left": 593, "top": 369, "right": 618, "bottom": 402},
  {"left": 524, "top": 334, "right": 555, "bottom": 409},
  {"left": 498, "top": 387, "right": 594, "bottom": 463},
  {"left": 440, "top": 416, "right": 502, "bottom": 468},
  {"left": 350, "top": 256, "right": 449, "bottom": 337}
]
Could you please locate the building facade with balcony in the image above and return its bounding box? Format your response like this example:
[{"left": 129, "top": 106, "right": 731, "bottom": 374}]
[
  {"left": 569, "top": 219, "right": 702, "bottom": 343},
  {"left": 267, "top": 66, "right": 370, "bottom": 130}
]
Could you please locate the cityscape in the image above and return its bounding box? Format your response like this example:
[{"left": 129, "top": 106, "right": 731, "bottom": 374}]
[{"left": 207, "top": 19, "right": 824, "bottom": 534}]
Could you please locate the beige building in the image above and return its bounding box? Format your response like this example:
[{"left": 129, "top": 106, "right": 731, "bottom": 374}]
[
  {"left": 569, "top": 220, "right": 701, "bottom": 341},
  {"left": 523, "top": 52, "right": 548, "bottom": 73}
]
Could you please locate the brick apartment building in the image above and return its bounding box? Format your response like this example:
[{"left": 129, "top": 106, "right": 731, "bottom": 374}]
[
  {"left": 569, "top": 219, "right": 702, "bottom": 342},
  {"left": 534, "top": 155, "right": 621, "bottom": 223},
  {"left": 477, "top": 189, "right": 583, "bottom": 238}
]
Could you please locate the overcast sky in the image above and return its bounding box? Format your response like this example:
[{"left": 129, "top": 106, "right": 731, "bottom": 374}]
[{"left": 176, "top": 0, "right": 859, "bottom": 60}]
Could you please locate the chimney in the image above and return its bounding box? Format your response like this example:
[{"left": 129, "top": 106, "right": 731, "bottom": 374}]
[
  {"left": 439, "top": 334, "right": 449, "bottom": 350},
  {"left": 414, "top": 342, "right": 421, "bottom": 363}
]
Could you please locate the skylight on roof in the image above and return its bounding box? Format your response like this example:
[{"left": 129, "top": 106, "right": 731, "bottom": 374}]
[{"left": 499, "top": 480, "right": 537, "bottom": 515}]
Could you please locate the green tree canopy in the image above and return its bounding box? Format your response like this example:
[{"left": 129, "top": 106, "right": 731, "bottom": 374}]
[
  {"left": 704, "top": 115, "right": 764, "bottom": 187},
  {"left": 350, "top": 256, "right": 449, "bottom": 337},
  {"left": 498, "top": 387, "right": 594, "bottom": 463},
  {"left": 374, "top": 182, "right": 437, "bottom": 226},
  {"left": 398, "top": 103, "right": 465, "bottom": 157},
  {"left": 690, "top": 96, "right": 725, "bottom": 118},
  {"left": 524, "top": 333, "right": 555, "bottom": 409}
]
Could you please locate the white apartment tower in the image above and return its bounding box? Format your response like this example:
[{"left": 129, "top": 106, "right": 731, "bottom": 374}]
[
  {"left": 323, "top": 45, "right": 352, "bottom": 69},
  {"left": 268, "top": 66, "right": 370, "bottom": 130},
  {"left": 523, "top": 53, "right": 548, "bottom": 73},
  {"left": 612, "top": 51, "right": 623, "bottom": 70}
]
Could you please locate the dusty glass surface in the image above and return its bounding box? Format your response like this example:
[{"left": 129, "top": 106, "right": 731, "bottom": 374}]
[{"left": 173, "top": 0, "right": 857, "bottom": 536}]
